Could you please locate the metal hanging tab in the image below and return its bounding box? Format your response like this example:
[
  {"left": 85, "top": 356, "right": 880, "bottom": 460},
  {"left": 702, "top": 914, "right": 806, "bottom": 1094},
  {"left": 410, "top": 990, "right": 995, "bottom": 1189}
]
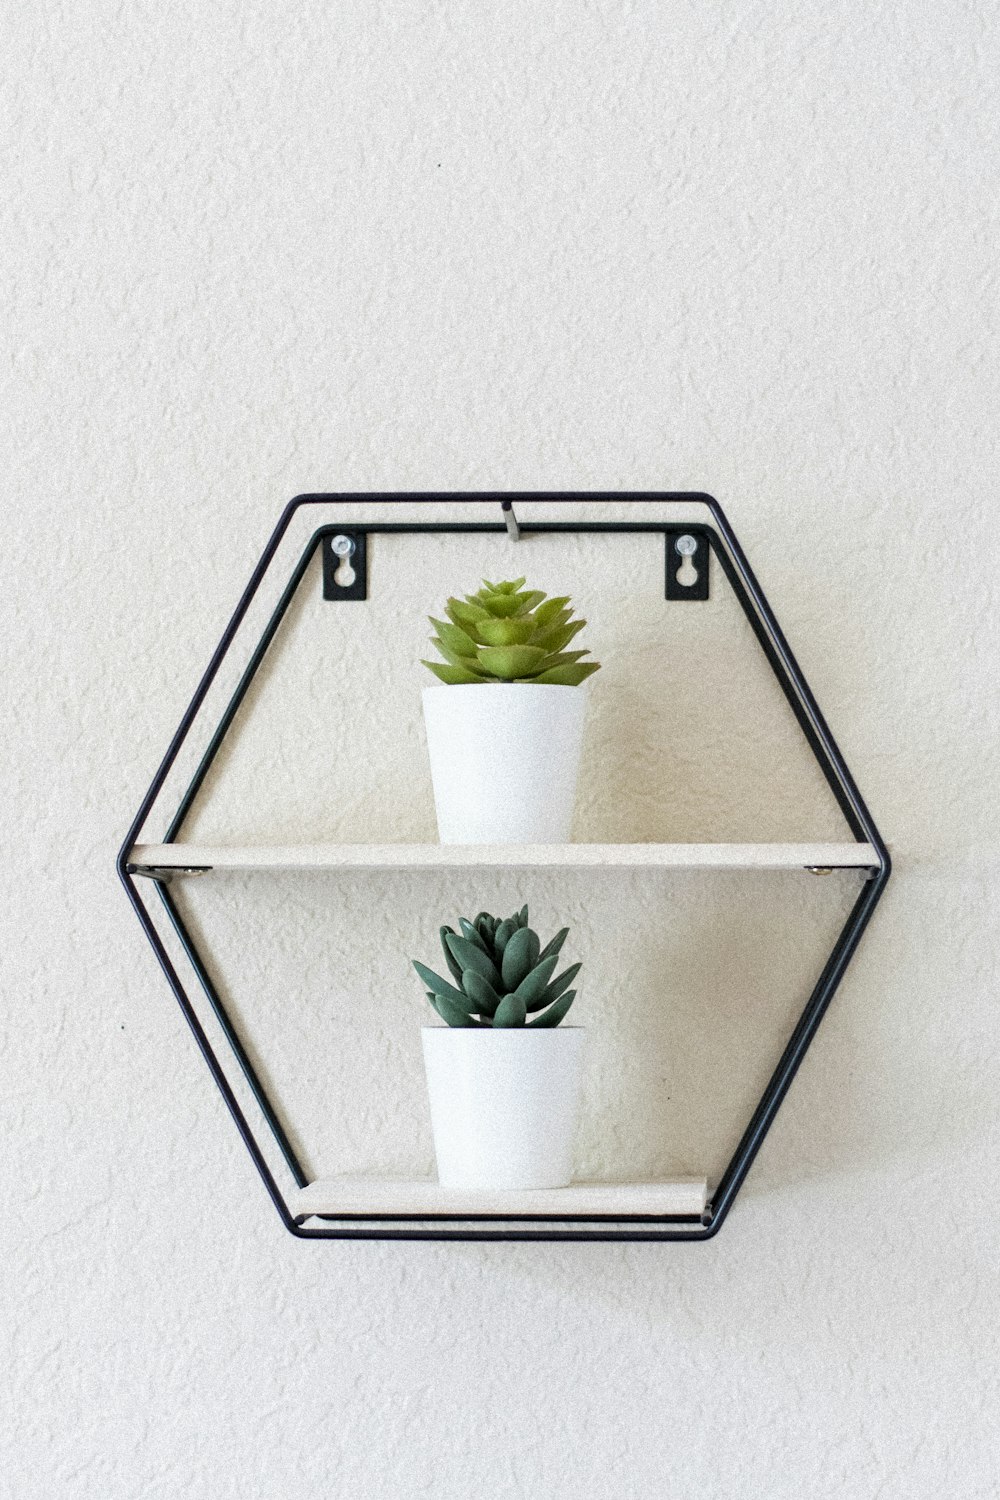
[{"left": 501, "top": 500, "right": 521, "bottom": 541}]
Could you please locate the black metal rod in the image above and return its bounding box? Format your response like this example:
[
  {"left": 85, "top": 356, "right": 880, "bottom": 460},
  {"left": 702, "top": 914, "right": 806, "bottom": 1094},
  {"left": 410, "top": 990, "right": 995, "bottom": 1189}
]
[
  {"left": 706, "top": 535, "right": 866, "bottom": 840},
  {"left": 707, "top": 505, "right": 889, "bottom": 865},
  {"left": 117, "top": 870, "right": 299, "bottom": 1233},
  {"left": 709, "top": 862, "right": 889, "bottom": 1224},
  {"left": 165, "top": 531, "right": 325, "bottom": 843},
  {"left": 156, "top": 882, "right": 309, "bottom": 1188},
  {"left": 289, "top": 1226, "right": 720, "bottom": 1242},
  {"left": 118, "top": 495, "right": 309, "bottom": 866}
]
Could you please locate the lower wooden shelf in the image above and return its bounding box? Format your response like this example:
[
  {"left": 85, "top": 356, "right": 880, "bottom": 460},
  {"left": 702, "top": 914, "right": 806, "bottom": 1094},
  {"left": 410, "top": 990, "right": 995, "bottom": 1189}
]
[{"left": 292, "top": 1177, "right": 709, "bottom": 1221}]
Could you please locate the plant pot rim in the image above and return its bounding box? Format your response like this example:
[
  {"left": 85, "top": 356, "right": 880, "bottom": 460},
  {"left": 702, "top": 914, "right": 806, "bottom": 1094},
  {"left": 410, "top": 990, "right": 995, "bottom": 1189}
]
[
  {"left": 422, "top": 681, "right": 586, "bottom": 693},
  {"left": 421, "top": 1024, "right": 584, "bottom": 1034}
]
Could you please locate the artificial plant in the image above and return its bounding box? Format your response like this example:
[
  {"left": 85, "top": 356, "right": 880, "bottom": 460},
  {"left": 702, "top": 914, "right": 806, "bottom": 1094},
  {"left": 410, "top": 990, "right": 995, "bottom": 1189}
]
[
  {"left": 413, "top": 906, "right": 580, "bottom": 1028},
  {"left": 422, "top": 578, "right": 600, "bottom": 686}
]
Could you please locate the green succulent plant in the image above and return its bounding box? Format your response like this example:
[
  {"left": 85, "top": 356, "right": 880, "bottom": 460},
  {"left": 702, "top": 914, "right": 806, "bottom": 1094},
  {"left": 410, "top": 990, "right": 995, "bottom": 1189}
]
[
  {"left": 413, "top": 906, "right": 580, "bottom": 1028},
  {"left": 422, "top": 577, "right": 601, "bottom": 686}
]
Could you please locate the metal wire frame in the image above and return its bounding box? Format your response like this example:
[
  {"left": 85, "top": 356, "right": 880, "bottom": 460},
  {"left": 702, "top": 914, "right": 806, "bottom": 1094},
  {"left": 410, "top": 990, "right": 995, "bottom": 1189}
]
[{"left": 117, "top": 494, "right": 890, "bottom": 1242}]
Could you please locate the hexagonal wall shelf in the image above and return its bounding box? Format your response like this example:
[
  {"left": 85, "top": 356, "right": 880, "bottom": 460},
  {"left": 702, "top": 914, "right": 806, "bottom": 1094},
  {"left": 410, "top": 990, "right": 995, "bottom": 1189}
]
[{"left": 118, "top": 494, "right": 890, "bottom": 1241}]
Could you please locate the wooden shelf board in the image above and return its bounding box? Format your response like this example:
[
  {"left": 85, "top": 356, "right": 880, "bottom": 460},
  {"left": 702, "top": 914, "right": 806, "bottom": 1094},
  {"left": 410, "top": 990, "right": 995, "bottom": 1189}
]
[
  {"left": 129, "top": 840, "right": 880, "bottom": 873},
  {"left": 293, "top": 1177, "right": 709, "bottom": 1221}
]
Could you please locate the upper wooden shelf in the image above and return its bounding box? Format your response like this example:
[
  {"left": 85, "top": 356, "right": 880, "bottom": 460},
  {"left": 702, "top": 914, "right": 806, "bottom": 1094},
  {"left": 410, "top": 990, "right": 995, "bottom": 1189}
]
[{"left": 129, "top": 841, "right": 881, "bottom": 873}]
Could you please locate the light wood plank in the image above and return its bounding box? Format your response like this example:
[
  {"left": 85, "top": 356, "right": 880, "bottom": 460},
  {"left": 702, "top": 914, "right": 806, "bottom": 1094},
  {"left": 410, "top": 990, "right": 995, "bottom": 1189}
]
[
  {"left": 129, "top": 840, "right": 880, "bottom": 873},
  {"left": 293, "top": 1177, "right": 708, "bottom": 1220}
]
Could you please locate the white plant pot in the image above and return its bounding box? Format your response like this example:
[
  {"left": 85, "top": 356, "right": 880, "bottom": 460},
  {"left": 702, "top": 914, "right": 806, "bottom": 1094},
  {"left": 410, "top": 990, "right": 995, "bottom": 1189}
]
[
  {"left": 422, "top": 683, "right": 587, "bottom": 844},
  {"left": 422, "top": 1026, "right": 584, "bottom": 1190}
]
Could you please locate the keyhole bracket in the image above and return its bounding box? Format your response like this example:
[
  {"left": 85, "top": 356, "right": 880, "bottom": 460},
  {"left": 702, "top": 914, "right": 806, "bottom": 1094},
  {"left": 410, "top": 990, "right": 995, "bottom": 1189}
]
[
  {"left": 664, "top": 527, "right": 710, "bottom": 601},
  {"left": 322, "top": 532, "right": 368, "bottom": 600}
]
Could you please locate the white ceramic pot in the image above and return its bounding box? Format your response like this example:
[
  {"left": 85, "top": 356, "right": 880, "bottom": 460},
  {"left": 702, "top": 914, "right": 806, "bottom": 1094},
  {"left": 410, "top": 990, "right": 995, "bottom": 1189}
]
[
  {"left": 421, "top": 1026, "right": 584, "bottom": 1190},
  {"left": 422, "top": 683, "right": 587, "bottom": 844}
]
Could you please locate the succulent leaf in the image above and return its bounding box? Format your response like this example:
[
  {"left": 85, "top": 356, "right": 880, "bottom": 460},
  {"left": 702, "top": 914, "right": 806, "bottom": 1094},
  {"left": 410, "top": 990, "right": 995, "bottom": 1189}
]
[
  {"left": 511, "top": 953, "right": 559, "bottom": 1008},
  {"left": 526, "top": 961, "right": 581, "bottom": 1012},
  {"left": 501, "top": 926, "right": 540, "bottom": 990},
  {"left": 518, "top": 591, "right": 547, "bottom": 612},
  {"left": 445, "top": 934, "right": 502, "bottom": 989},
  {"left": 533, "top": 662, "right": 601, "bottom": 686},
  {"left": 492, "top": 992, "right": 528, "bottom": 1027},
  {"left": 475, "top": 616, "right": 538, "bottom": 647},
  {"left": 412, "top": 961, "right": 476, "bottom": 1012},
  {"left": 429, "top": 637, "right": 479, "bottom": 670},
  {"left": 439, "top": 925, "right": 465, "bottom": 983},
  {"left": 429, "top": 618, "right": 479, "bottom": 657},
  {"left": 532, "top": 618, "right": 587, "bottom": 654},
  {"left": 533, "top": 596, "right": 570, "bottom": 627},
  {"left": 458, "top": 917, "right": 491, "bottom": 955},
  {"left": 534, "top": 650, "right": 591, "bottom": 672},
  {"left": 476, "top": 645, "right": 549, "bottom": 679},
  {"left": 446, "top": 597, "right": 488, "bottom": 627},
  {"left": 421, "top": 660, "right": 488, "bottom": 685},
  {"left": 482, "top": 592, "right": 532, "bottom": 619},
  {"left": 462, "top": 969, "right": 502, "bottom": 1017},
  {"left": 537, "top": 926, "right": 569, "bottom": 964},
  {"left": 526, "top": 990, "right": 576, "bottom": 1027},
  {"left": 494, "top": 918, "right": 517, "bottom": 953},
  {"left": 433, "top": 991, "right": 481, "bottom": 1027}
]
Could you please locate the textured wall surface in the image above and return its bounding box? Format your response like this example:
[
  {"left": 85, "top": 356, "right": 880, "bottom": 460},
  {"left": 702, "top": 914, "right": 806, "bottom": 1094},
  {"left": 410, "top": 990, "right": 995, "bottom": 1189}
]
[{"left": 3, "top": 3, "right": 999, "bottom": 1497}]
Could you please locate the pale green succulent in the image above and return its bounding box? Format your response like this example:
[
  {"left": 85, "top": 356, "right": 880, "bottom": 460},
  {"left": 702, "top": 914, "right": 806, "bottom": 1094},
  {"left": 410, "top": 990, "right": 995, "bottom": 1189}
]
[
  {"left": 422, "top": 578, "right": 601, "bottom": 686},
  {"left": 413, "top": 906, "right": 580, "bottom": 1028}
]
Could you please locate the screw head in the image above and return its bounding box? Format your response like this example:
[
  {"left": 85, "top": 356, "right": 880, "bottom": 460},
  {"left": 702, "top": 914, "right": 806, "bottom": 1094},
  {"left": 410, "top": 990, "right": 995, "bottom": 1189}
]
[
  {"left": 675, "top": 534, "right": 698, "bottom": 557},
  {"left": 331, "top": 534, "right": 355, "bottom": 558}
]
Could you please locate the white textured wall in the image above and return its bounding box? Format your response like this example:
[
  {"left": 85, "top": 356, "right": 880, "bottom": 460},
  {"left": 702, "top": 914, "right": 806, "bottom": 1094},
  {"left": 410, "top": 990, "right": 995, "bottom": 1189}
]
[{"left": 4, "top": 4, "right": 999, "bottom": 1496}]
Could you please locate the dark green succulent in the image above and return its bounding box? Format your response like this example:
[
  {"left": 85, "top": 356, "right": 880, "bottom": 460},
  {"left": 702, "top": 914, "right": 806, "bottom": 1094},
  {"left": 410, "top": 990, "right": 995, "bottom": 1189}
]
[
  {"left": 413, "top": 906, "right": 580, "bottom": 1028},
  {"left": 422, "top": 577, "right": 601, "bottom": 686}
]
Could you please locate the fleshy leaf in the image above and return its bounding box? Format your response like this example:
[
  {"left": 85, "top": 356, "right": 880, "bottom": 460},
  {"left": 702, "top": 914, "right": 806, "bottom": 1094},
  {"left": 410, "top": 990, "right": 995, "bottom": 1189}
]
[
  {"left": 512, "top": 954, "right": 559, "bottom": 1008},
  {"left": 446, "top": 597, "right": 488, "bottom": 627},
  {"left": 421, "top": 660, "right": 488, "bottom": 685},
  {"left": 532, "top": 618, "right": 587, "bottom": 654},
  {"left": 444, "top": 934, "right": 502, "bottom": 989},
  {"left": 429, "top": 617, "right": 479, "bottom": 656},
  {"left": 492, "top": 992, "right": 527, "bottom": 1027},
  {"left": 501, "top": 926, "right": 540, "bottom": 989},
  {"left": 432, "top": 991, "right": 481, "bottom": 1027},
  {"left": 462, "top": 969, "right": 502, "bottom": 1017},
  {"left": 534, "top": 649, "right": 590, "bottom": 672},
  {"left": 412, "top": 961, "right": 476, "bottom": 1011},
  {"left": 517, "top": 591, "right": 547, "bottom": 612},
  {"left": 439, "top": 925, "right": 465, "bottom": 983},
  {"left": 475, "top": 592, "right": 529, "bottom": 619},
  {"left": 475, "top": 644, "right": 549, "bottom": 679},
  {"left": 537, "top": 927, "right": 569, "bottom": 964},
  {"left": 476, "top": 616, "right": 537, "bottom": 647},
  {"left": 526, "top": 961, "right": 581, "bottom": 1013},
  {"left": 430, "top": 637, "right": 481, "bottom": 670},
  {"left": 459, "top": 917, "right": 491, "bottom": 955},
  {"left": 494, "top": 918, "right": 517, "bottom": 953},
  {"left": 526, "top": 990, "right": 576, "bottom": 1027},
  {"left": 533, "top": 662, "right": 601, "bottom": 686},
  {"left": 532, "top": 596, "right": 570, "bottom": 627}
]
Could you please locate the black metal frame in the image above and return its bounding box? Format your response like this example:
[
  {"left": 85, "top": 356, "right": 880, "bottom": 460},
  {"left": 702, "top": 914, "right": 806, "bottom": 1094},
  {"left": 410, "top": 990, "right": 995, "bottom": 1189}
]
[{"left": 117, "top": 493, "right": 890, "bottom": 1242}]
